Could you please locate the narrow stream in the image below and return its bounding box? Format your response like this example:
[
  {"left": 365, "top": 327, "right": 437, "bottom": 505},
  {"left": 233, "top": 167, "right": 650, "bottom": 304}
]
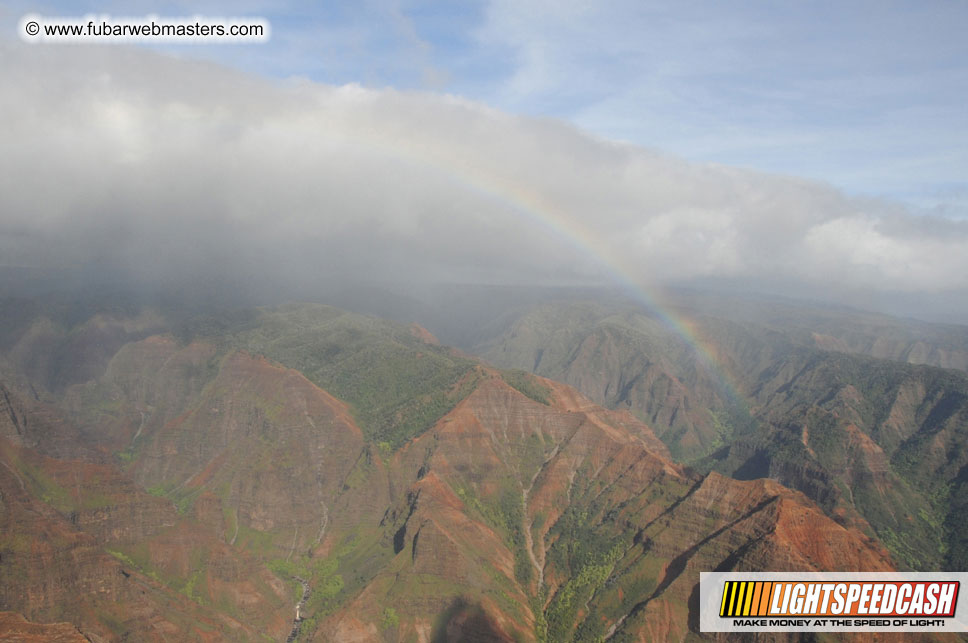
[{"left": 285, "top": 577, "right": 310, "bottom": 643}]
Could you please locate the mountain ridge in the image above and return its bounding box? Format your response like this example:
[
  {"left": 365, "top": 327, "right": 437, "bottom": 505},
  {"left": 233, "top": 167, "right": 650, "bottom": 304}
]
[{"left": 0, "top": 299, "right": 921, "bottom": 640}]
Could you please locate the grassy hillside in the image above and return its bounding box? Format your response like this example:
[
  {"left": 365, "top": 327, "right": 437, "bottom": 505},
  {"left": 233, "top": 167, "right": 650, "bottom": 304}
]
[
  {"left": 1, "top": 294, "right": 963, "bottom": 640},
  {"left": 475, "top": 298, "right": 968, "bottom": 572},
  {"left": 473, "top": 300, "right": 741, "bottom": 460},
  {"left": 181, "top": 303, "right": 480, "bottom": 450}
]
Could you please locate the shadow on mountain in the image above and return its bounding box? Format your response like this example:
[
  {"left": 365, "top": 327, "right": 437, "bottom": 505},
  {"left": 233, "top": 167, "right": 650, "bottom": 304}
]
[{"left": 431, "top": 598, "right": 512, "bottom": 643}]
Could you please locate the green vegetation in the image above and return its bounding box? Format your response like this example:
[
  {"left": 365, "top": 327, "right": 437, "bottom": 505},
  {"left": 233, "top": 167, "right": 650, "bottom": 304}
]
[
  {"left": 944, "top": 479, "right": 968, "bottom": 570},
  {"left": 106, "top": 546, "right": 162, "bottom": 584},
  {"left": 0, "top": 531, "right": 32, "bottom": 553},
  {"left": 501, "top": 369, "right": 552, "bottom": 405},
  {"left": 20, "top": 462, "right": 74, "bottom": 512},
  {"left": 14, "top": 294, "right": 968, "bottom": 639},
  {"left": 185, "top": 304, "right": 481, "bottom": 450},
  {"left": 183, "top": 566, "right": 206, "bottom": 602},
  {"left": 497, "top": 488, "right": 533, "bottom": 585},
  {"left": 267, "top": 553, "right": 347, "bottom": 635},
  {"left": 341, "top": 446, "right": 376, "bottom": 491},
  {"left": 266, "top": 557, "right": 309, "bottom": 580},
  {"left": 106, "top": 548, "right": 137, "bottom": 568},
  {"left": 452, "top": 479, "right": 532, "bottom": 585},
  {"left": 9, "top": 455, "right": 114, "bottom": 513},
  {"left": 264, "top": 527, "right": 396, "bottom": 640},
  {"left": 234, "top": 524, "right": 277, "bottom": 558},
  {"left": 454, "top": 483, "right": 497, "bottom": 525},
  {"left": 542, "top": 499, "right": 631, "bottom": 641},
  {"left": 110, "top": 542, "right": 212, "bottom": 604},
  {"left": 172, "top": 488, "right": 204, "bottom": 515},
  {"left": 530, "top": 591, "right": 548, "bottom": 642},
  {"left": 697, "top": 345, "right": 968, "bottom": 571},
  {"left": 380, "top": 607, "right": 399, "bottom": 631},
  {"left": 546, "top": 543, "right": 624, "bottom": 641},
  {"left": 144, "top": 481, "right": 204, "bottom": 515}
]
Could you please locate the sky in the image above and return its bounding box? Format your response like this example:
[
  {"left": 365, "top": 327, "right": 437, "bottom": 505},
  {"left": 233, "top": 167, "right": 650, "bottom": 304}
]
[
  {"left": 7, "top": 0, "right": 966, "bottom": 214},
  {"left": 1, "top": 1, "right": 967, "bottom": 319}
]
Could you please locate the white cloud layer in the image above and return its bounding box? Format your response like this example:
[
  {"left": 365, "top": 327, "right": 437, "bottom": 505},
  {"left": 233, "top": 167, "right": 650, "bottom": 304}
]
[{"left": 1, "top": 44, "right": 967, "bottom": 310}]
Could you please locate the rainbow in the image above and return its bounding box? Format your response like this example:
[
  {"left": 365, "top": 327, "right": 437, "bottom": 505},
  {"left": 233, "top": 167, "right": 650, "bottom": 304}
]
[
  {"left": 343, "top": 125, "right": 746, "bottom": 405},
  {"left": 458, "top": 170, "right": 747, "bottom": 406}
]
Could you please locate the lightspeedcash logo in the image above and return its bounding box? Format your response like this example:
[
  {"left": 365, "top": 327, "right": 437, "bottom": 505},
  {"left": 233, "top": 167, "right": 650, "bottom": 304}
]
[
  {"left": 700, "top": 572, "right": 968, "bottom": 633},
  {"left": 719, "top": 580, "right": 957, "bottom": 618}
]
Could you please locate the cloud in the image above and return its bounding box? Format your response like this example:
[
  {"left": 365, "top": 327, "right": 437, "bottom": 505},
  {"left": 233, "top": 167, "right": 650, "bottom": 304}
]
[
  {"left": 1, "top": 43, "right": 967, "bottom": 313},
  {"left": 802, "top": 211, "right": 968, "bottom": 290},
  {"left": 472, "top": 0, "right": 968, "bottom": 212}
]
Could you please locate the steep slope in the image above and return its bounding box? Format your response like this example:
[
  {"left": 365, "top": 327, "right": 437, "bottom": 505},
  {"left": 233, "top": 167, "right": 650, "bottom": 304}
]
[
  {"left": 320, "top": 376, "right": 893, "bottom": 641},
  {"left": 187, "top": 303, "right": 480, "bottom": 450},
  {"left": 0, "top": 300, "right": 926, "bottom": 641},
  {"left": 0, "top": 427, "right": 293, "bottom": 641},
  {"left": 704, "top": 348, "right": 968, "bottom": 571},
  {"left": 0, "top": 612, "right": 87, "bottom": 642},
  {"left": 666, "top": 291, "right": 968, "bottom": 373},
  {"left": 0, "top": 298, "right": 167, "bottom": 397},
  {"left": 473, "top": 298, "right": 968, "bottom": 574},
  {"left": 473, "top": 301, "right": 742, "bottom": 461}
]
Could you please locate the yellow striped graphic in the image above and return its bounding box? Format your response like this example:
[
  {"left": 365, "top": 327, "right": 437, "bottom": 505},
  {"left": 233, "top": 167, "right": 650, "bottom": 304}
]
[
  {"left": 721, "top": 581, "right": 771, "bottom": 617},
  {"left": 743, "top": 581, "right": 755, "bottom": 615}
]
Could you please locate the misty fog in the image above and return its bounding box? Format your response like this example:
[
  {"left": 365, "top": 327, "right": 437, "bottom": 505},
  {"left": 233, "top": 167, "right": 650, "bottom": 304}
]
[{"left": 2, "top": 42, "right": 967, "bottom": 322}]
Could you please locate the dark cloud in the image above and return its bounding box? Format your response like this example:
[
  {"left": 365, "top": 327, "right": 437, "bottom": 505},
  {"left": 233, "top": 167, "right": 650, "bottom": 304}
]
[{"left": 2, "top": 43, "right": 966, "bottom": 318}]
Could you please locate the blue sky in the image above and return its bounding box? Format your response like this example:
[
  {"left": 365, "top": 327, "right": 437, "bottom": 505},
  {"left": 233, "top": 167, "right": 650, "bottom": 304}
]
[{"left": 5, "top": 0, "right": 966, "bottom": 216}]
